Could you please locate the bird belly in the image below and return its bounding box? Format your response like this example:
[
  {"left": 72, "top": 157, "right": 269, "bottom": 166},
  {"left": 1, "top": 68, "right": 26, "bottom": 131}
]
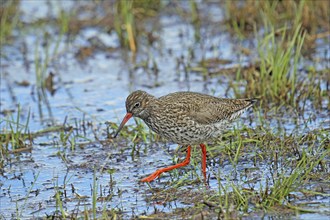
[{"left": 145, "top": 118, "right": 229, "bottom": 145}]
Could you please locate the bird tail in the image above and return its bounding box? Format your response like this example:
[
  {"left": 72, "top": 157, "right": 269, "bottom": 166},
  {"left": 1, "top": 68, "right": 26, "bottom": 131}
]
[
  {"left": 247, "top": 98, "right": 258, "bottom": 107},
  {"left": 229, "top": 98, "right": 257, "bottom": 121}
]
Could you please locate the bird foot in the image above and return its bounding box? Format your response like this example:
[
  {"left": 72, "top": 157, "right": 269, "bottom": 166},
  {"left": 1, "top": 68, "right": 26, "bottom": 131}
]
[
  {"left": 140, "top": 170, "right": 161, "bottom": 182},
  {"left": 140, "top": 146, "right": 191, "bottom": 183}
]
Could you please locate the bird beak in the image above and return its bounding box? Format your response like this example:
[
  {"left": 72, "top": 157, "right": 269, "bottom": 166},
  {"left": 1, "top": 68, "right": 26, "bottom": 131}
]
[{"left": 113, "top": 113, "right": 133, "bottom": 138}]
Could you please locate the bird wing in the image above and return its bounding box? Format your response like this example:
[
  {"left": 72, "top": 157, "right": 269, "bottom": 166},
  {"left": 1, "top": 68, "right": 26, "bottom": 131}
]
[
  {"left": 159, "top": 92, "right": 255, "bottom": 125},
  {"left": 188, "top": 99, "right": 255, "bottom": 124}
]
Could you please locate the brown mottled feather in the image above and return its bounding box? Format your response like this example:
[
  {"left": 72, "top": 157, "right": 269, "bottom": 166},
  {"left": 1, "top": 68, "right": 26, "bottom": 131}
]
[
  {"left": 124, "top": 90, "right": 256, "bottom": 145},
  {"left": 158, "top": 92, "right": 256, "bottom": 124},
  {"left": 116, "top": 90, "right": 257, "bottom": 182}
]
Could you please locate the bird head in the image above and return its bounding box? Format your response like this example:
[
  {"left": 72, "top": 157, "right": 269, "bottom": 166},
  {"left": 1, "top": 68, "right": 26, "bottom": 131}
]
[{"left": 113, "top": 90, "right": 153, "bottom": 138}]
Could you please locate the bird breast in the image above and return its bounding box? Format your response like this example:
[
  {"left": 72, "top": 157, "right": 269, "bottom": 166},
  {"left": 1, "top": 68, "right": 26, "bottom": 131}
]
[{"left": 142, "top": 113, "right": 229, "bottom": 145}]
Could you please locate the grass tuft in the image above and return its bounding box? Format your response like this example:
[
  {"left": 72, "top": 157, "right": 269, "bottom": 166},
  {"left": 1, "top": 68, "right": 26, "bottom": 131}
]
[
  {"left": 251, "top": 23, "right": 305, "bottom": 105},
  {"left": 0, "top": 105, "right": 32, "bottom": 158}
]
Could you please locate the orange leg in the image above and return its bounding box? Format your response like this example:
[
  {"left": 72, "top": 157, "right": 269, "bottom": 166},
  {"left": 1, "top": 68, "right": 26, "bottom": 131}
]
[
  {"left": 140, "top": 146, "right": 191, "bottom": 182},
  {"left": 200, "top": 143, "right": 207, "bottom": 184}
]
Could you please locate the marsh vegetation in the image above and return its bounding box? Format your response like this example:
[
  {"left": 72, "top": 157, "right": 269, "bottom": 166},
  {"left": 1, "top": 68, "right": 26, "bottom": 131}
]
[{"left": 1, "top": 0, "right": 329, "bottom": 219}]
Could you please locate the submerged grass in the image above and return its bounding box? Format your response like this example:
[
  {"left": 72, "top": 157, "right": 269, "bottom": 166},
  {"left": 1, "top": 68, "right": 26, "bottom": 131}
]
[
  {"left": 16, "top": 171, "right": 40, "bottom": 219},
  {"left": 33, "top": 7, "right": 71, "bottom": 123},
  {"left": 107, "top": 97, "right": 329, "bottom": 218},
  {"left": 1, "top": 1, "right": 329, "bottom": 219},
  {"left": 0, "top": 105, "right": 32, "bottom": 160},
  {"left": 145, "top": 123, "right": 329, "bottom": 218},
  {"left": 262, "top": 146, "right": 328, "bottom": 208},
  {"left": 55, "top": 185, "right": 67, "bottom": 218},
  {"left": 209, "top": 121, "right": 328, "bottom": 214}
]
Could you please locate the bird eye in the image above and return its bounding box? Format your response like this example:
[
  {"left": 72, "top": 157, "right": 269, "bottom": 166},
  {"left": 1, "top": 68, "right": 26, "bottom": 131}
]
[{"left": 134, "top": 102, "right": 140, "bottom": 108}]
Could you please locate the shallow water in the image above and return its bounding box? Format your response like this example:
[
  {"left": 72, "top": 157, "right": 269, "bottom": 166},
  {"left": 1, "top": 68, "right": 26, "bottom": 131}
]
[{"left": 1, "top": 1, "right": 329, "bottom": 219}]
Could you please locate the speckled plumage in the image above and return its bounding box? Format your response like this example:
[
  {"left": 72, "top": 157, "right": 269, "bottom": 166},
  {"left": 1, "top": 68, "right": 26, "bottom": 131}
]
[
  {"left": 114, "top": 90, "right": 257, "bottom": 183},
  {"left": 122, "top": 90, "right": 256, "bottom": 145}
]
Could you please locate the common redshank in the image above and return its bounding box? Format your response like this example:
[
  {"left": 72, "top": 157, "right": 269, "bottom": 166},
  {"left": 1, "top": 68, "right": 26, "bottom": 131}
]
[{"left": 114, "top": 90, "right": 256, "bottom": 183}]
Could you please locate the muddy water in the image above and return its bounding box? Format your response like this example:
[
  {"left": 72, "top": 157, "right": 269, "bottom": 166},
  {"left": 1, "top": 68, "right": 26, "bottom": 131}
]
[{"left": 1, "top": 1, "right": 329, "bottom": 219}]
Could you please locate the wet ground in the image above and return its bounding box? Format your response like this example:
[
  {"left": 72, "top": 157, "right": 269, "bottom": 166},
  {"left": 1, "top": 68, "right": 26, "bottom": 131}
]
[{"left": 1, "top": 1, "right": 329, "bottom": 219}]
